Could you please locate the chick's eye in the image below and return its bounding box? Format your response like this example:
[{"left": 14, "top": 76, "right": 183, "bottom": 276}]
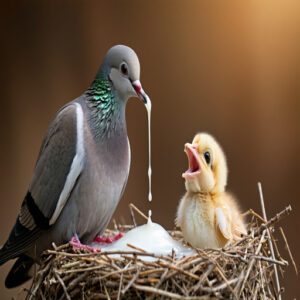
[
  {"left": 120, "top": 63, "right": 128, "bottom": 76},
  {"left": 204, "top": 151, "right": 211, "bottom": 165}
]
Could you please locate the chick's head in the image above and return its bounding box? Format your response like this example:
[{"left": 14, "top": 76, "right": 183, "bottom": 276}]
[{"left": 182, "top": 133, "right": 228, "bottom": 194}]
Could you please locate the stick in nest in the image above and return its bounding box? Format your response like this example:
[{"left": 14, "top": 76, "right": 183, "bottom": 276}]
[{"left": 258, "top": 182, "right": 282, "bottom": 300}]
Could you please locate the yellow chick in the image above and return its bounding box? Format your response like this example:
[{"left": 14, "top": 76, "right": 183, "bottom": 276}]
[{"left": 176, "top": 133, "right": 246, "bottom": 249}]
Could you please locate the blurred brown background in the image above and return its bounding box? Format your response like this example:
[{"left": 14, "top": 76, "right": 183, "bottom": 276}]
[{"left": 0, "top": 1, "right": 299, "bottom": 298}]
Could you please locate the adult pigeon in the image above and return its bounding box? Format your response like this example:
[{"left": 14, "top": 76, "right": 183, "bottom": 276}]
[{"left": 0, "top": 45, "right": 150, "bottom": 288}]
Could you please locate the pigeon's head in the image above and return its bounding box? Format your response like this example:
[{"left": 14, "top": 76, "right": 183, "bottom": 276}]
[
  {"left": 182, "top": 133, "right": 228, "bottom": 194},
  {"left": 102, "top": 45, "right": 149, "bottom": 104}
]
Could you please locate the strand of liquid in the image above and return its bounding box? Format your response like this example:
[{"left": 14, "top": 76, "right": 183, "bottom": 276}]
[
  {"left": 145, "top": 98, "right": 152, "bottom": 224},
  {"left": 145, "top": 99, "right": 152, "bottom": 202},
  {"left": 148, "top": 209, "right": 152, "bottom": 224}
]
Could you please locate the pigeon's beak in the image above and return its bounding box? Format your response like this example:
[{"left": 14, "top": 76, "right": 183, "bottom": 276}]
[{"left": 132, "top": 80, "right": 149, "bottom": 104}]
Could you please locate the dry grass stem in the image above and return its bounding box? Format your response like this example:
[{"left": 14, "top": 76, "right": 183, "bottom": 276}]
[
  {"left": 258, "top": 182, "right": 282, "bottom": 300},
  {"left": 279, "top": 227, "right": 298, "bottom": 275}
]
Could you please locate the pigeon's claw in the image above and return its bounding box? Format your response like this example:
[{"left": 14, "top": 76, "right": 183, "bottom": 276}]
[
  {"left": 69, "top": 235, "right": 100, "bottom": 253},
  {"left": 93, "top": 232, "right": 124, "bottom": 244}
]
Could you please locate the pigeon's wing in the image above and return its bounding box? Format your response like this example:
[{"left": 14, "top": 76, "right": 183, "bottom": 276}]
[
  {"left": 118, "top": 138, "right": 131, "bottom": 199},
  {"left": 29, "top": 102, "right": 85, "bottom": 225},
  {"left": 0, "top": 102, "right": 85, "bottom": 264},
  {"left": 215, "top": 207, "right": 232, "bottom": 240}
]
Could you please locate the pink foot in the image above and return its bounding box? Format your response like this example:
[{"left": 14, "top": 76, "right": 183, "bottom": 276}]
[
  {"left": 69, "top": 235, "right": 100, "bottom": 253},
  {"left": 93, "top": 232, "right": 124, "bottom": 244}
]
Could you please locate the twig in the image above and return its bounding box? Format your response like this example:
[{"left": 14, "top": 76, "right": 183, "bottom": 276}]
[
  {"left": 129, "top": 203, "right": 148, "bottom": 220},
  {"left": 122, "top": 266, "right": 140, "bottom": 294},
  {"left": 237, "top": 230, "right": 266, "bottom": 297},
  {"left": 247, "top": 209, "right": 267, "bottom": 223},
  {"left": 248, "top": 254, "right": 287, "bottom": 266},
  {"left": 256, "top": 205, "right": 292, "bottom": 235},
  {"left": 104, "top": 285, "right": 111, "bottom": 300},
  {"left": 159, "top": 261, "right": 201, "bottom": 280},
  {"left": 117, "top": 272, "right": 123, "bottom": 300},
  {"left": 198, "top": 278, "right": 239, "bottom": 293},
  {"left": 190, "top": 263, "right": 215, "bottom": 293},
  {"left": 132, "top": 283, "right": 212, "bottom": 299},
  {"left": 127, "top": 243, "right": 147, "bottom": 253},
  {"left": 28, "top": 261, "right": 51, "bottom": 299},
  {"left": 258, "top": 182, "right": 281, "bottom": 300},
  {"left": 129, "top": 204, "right": 137, "bottom": 227},
  {"left": 259, "top": 260, "right": 267, "bottom": 299},
  {"left": 54, "top": 271, "right": 71, "bottom": 300},
  {"left": 279, "top": 227, "right": 298, "bottom": 275}
]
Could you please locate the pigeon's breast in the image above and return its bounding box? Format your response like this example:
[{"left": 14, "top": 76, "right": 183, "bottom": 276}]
[{"left": 73, "top": 129, "right": 130, "bottom": 242}]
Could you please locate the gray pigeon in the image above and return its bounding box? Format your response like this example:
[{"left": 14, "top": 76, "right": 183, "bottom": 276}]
[{"left": 0, "top": 45, "right": 150, "bottom": 288}]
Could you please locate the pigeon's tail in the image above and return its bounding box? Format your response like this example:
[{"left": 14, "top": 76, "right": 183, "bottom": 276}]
[
  {"left": 5, "top": 254, "right": 34, "bottom": 288},
  {"left": 0, "top": 246, "right": 15, "bottom": 266},
  {"left": 0, "top": 218, "right": 41, "bottom": 266},
  {"left": 0, "top": 242, "right": 25, "bottom": 266}
]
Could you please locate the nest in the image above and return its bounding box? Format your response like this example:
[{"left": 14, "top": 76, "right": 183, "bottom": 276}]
[{"left": 26, "top": 194, "right": 295, "bottom": 299}]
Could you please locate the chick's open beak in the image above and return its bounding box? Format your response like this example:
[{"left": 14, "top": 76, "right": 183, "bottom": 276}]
[
  {"left": 182, "top": 143, "right": 202, "bottom": 179},
  {"left": 132, "top": 80, "right": 149, "bottom": 104}
]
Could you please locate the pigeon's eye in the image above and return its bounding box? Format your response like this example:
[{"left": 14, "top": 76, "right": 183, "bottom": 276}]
[
  {"left": 204, "top": 151, "right": 211, "bottom": 165},
  {"left": 120, "top": 63, "right": 128, "bottom": 76}
]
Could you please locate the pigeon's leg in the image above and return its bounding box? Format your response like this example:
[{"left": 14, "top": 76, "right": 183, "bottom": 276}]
[
  {"left": 93, "top": 232, "right": 124, "bottom": 244},
  {"left": 69, "top": 234, "right": 100, "bottom": 253}
]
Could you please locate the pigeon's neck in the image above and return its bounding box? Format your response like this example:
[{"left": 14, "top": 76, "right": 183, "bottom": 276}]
[{"left": 86, "top": 74, "right": 126, "bottom": 140}]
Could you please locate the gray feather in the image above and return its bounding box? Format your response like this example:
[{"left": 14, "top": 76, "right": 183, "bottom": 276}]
[{"left": 30, "top": 104, "right": 78, "bottom": 219}]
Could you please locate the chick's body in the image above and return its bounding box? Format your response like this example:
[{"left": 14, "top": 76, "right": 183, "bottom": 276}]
[
  {"left": 177, "top": 192, "right": 245, "bottom": 248},
  {"left": 176, "top": 133, "right": 246, "bottom": 249}
]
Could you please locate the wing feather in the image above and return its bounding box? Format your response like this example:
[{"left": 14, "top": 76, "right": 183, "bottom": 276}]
[
  {"left": 215, "top": 207, "right": 232, "bottom": 240},
  {"left": 0, "top": 102, "right": 84, "bottom": 264}
]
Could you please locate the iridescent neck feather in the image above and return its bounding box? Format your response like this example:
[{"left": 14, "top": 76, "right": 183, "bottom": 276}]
[{"left": 86, "top": 73, "right": 125, "bottom": 139}]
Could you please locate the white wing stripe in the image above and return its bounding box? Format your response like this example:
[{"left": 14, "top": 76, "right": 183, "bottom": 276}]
[{"left": 49, "top": 103, "right": 85, "bottom": 225}]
